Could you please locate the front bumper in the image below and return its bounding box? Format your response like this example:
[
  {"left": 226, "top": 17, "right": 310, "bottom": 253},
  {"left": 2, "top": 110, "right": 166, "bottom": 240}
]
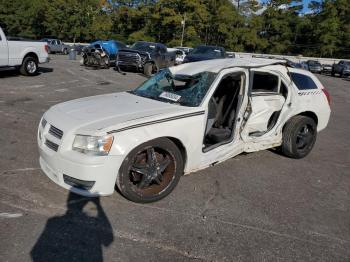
[
  {"left": 343, "top": 69, "right": 350, "bottom": 76},
  {"left": 38, "top": 132, "right": 124, "bottom": 197}
]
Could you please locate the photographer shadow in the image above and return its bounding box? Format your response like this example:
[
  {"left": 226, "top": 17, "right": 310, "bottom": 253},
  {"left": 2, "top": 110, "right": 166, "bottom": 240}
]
[{"left": 31, "top": 192, "right": 114, "bottom": 262}]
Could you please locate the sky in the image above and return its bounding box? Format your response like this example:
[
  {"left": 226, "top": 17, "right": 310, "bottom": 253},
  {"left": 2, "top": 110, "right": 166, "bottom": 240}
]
[{"left": 257, "top": 0, "right": 317, "bottom": 14}]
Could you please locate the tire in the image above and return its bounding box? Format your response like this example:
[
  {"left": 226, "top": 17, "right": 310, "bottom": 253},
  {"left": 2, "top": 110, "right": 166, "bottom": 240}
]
[
  {"left": 331, "top": 70, "right": 335, "bottom": 77},
  {"left": 20, "top": 56, "right": 38, "bottom": 76},
  {"left": 63, "top": 48, "right": 68, "bottom": 55},
  {"left": 281, "top": 115, "right": 317, "bottom": 159},
  {"left": 143, "top": 63, "right": 153, "bottom": 76},
  {"left": 116, "top": 138, "right": 184, "bottom": 203}
]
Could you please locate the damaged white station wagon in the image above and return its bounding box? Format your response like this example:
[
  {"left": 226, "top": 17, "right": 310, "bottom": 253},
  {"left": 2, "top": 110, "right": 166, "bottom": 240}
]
[{"left": 38, "top": 58, "right": 331, "bottom": 203}]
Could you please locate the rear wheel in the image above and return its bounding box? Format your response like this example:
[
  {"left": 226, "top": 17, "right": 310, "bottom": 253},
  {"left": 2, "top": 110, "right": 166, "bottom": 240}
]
[
  {"left": 20, "top": 56, "right": 38, "bottom": 76},
  {"left": 116, "top": 138, "right": 183, "bottom": 203},
  {"left": 63, "top": 48, "right": 68, "bottom": 55},
  {"left": 281, "top": 116, "right": 317, "bottom": 159}
]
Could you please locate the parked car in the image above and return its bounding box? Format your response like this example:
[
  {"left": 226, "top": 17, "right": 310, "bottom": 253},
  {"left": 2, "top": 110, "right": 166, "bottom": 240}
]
[
  {"left": 322, "top": 64, "right": 333, "bottom": 74},
  {"left": 183, "top": 45, "right": 226, "bottom": 63},
  {"left": 332, "top": 60, "right": 350, "bottom": 77},
  {"left": 306, "top": 60, "right": 322, "bottom": 73},
  {"left": 116, "top": 41, "right": 175, "bottom": 76},
  {"left": 0, "top": 27, "right": 49, "bottom": 76},
  {"left": 81, "top": 40, "right": 126, "bottom": 68},
  {"left": 38, "top": 58, "right": 331, "bottom": 203},
  {"left": 41, "top": 38, "right": 70, "bottom": 55},
  {"left": 168, "top": 48, "right": 186, "bottom": 65},
  {"left": 173, "top": 46, "right": 193, "bottom": 55}
]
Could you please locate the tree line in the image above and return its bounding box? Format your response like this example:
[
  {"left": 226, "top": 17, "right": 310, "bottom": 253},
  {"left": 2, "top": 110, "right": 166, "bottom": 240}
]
[{"left": 0, "top": 0, "right": 349, "bottom": 58}]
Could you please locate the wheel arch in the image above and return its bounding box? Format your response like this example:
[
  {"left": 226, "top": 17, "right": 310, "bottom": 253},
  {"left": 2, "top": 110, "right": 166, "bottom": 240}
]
[
  {"left": 23, "top": 52, "right": 39, "bottom": 64},
  {"left": 283, "top": 111, "right": 318, "bottom": 130},
  {"left": 166, "top": 136, "right": 187, "bottom": 170}
]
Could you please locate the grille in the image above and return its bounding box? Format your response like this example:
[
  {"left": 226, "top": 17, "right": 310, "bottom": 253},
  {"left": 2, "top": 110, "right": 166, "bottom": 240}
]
[
  {"left": 49, "top": 125, "right": 63, "bottom": 139},
  {"left": 63, "top": 174, "right": 95, "bottom": 190},
  {"left": 117, "top": 52, "right": 141, "bottom": 66},
  {"left": 45, "top": 139, "right": 59, "bottom": 152},
  {"left": 41, "top": 118, "right": 47, "bottom": 128}
]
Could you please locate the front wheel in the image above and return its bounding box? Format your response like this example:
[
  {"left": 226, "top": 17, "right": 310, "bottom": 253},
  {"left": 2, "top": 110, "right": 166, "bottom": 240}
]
[
  {"left": 116, "top": 138, "right": 184, "bottom": 203},
  {"left": 20, "top": 56, "right": 38, "bottom": 76},
  {"left": 281, "top": 116, "right": 317, "bottom": 159}
]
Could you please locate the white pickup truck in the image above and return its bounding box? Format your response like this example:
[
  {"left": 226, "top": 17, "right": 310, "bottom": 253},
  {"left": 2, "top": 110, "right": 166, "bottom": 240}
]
[{"left": 0, "top": 27, "right": 49, "bottom": 76}]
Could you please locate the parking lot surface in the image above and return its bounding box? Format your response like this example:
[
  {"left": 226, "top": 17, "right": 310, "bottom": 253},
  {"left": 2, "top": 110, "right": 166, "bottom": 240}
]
[{"left": 0, "top": 55, "right": 349, "bottom": 262}]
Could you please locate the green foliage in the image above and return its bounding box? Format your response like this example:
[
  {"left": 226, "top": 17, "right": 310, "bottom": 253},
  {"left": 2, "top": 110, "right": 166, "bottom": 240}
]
[{"left": 0, "top": 0, "right": 349, "bottom": 58}]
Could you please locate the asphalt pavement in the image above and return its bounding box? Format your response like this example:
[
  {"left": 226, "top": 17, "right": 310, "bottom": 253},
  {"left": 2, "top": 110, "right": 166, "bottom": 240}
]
[{"left": 0, "top": 55, "right": 349, "bottom": 262}]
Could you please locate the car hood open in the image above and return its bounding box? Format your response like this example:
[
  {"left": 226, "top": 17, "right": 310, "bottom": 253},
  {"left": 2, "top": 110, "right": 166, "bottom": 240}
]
[{"left": 44, "top": 92, "right": 196, "bottom": 135}]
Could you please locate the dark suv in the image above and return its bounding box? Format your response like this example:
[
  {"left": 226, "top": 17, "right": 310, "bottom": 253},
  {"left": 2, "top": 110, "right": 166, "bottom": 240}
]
[
  {"left": 183, "top": 45, "right": 226, "bottom": 63},
  {"left": 332, "top": 60, "right": 350, "bottom": 77},
  {"left": 116, "top": 41, "right": 175, "bottom": 76}
]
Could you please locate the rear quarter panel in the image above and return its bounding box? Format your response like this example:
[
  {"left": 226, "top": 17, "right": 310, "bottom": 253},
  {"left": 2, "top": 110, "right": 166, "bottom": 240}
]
[
  {"left": 8, "top": 41, "right": 48, "bottom": 66},
  {"left": 289, "top": 70, "right": 331, "bottom": 132}
]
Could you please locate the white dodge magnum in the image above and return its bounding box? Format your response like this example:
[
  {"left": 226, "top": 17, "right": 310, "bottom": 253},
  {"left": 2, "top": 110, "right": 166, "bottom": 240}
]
[{"left": 38, "top": 58, "right": 331, "bottom": 203}]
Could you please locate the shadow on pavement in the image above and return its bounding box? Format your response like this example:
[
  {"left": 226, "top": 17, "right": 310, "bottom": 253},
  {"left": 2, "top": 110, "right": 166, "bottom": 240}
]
[
  {"left": 0, "top": 67, "right": 53, "bottom": 78},
  {"left": 30, "top": 192, "right": 114, "bottom": 262}
]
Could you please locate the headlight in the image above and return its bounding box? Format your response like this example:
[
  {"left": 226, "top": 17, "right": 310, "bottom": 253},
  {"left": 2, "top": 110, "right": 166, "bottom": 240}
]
[{"left": 73, "top": 135, "right": 114, "bottom": 156}]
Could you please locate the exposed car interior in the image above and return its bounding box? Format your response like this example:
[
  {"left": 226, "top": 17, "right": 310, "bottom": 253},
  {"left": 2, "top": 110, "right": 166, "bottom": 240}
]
[
  {"left": 246, "top": 71, "right": 288, "bottom": 137},
  {"left": 204, "top": 72, "right": 244, "bottom": 149}
]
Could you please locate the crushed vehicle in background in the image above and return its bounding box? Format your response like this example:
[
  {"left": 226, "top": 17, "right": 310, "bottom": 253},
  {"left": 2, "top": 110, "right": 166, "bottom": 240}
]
[
  {"left": 332, "top": 60, "right": 350, "bottom": 77},
  {"left": 183, "top": 45, "right": 226, "bottom": 63},
  {"left": 81, "top": 40, "right": 126, "bottom": 68},
  {"left": 116, "top": 41, "right": 176, "bottom": 76},
  {"left": 41, "top": 38, "right": 70, "bottom": 55}
]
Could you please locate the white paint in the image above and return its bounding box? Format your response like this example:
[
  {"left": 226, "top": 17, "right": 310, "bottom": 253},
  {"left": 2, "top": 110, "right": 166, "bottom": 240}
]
[
  {"left": 1, "top": 167, "right": 40, "bottom": 175},
  {"left": 0, "top": 212, "right": 23, "bottom": 218}
]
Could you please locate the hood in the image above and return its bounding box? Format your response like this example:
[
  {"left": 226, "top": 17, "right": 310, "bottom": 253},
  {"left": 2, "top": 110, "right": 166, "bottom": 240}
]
[
  {"left": 118, "top": 48, "right": 150, "bottom": 57},
  {"left": 44, "top": 92, "right": 192, "bottom": 135}
]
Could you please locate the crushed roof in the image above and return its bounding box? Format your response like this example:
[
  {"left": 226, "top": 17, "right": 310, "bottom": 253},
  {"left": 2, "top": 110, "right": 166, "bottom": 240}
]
[{"left": 170, "top": 58, "right": 286, "bottom": 75}]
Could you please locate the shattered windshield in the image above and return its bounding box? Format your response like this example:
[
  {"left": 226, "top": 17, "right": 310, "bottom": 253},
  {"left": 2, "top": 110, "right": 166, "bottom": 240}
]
[
  {"left": 131, "top": 42, "right": 156, "bottom": 52},
  {"left": 131, "top": 69, "right": 217, "bottom": 107}
]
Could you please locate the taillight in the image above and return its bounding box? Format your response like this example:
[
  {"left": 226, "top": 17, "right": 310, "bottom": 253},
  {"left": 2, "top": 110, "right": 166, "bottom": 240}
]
[
  {"left": 322, "top": 88, "right": 331, "bottom": 106},
  {"left": 44, "top": 44, "right": 49, "bottom": 53}
]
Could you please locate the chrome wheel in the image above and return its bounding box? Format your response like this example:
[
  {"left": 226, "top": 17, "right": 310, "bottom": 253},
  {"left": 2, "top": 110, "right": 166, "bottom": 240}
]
[{"left": 27, "top": 61, "right": 37, "bottom": 74}]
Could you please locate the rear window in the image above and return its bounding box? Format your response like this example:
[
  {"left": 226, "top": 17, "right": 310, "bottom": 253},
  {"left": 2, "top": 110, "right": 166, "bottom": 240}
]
[{"left": 290, "top": 72, "right": 318, "bottom": 90}]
